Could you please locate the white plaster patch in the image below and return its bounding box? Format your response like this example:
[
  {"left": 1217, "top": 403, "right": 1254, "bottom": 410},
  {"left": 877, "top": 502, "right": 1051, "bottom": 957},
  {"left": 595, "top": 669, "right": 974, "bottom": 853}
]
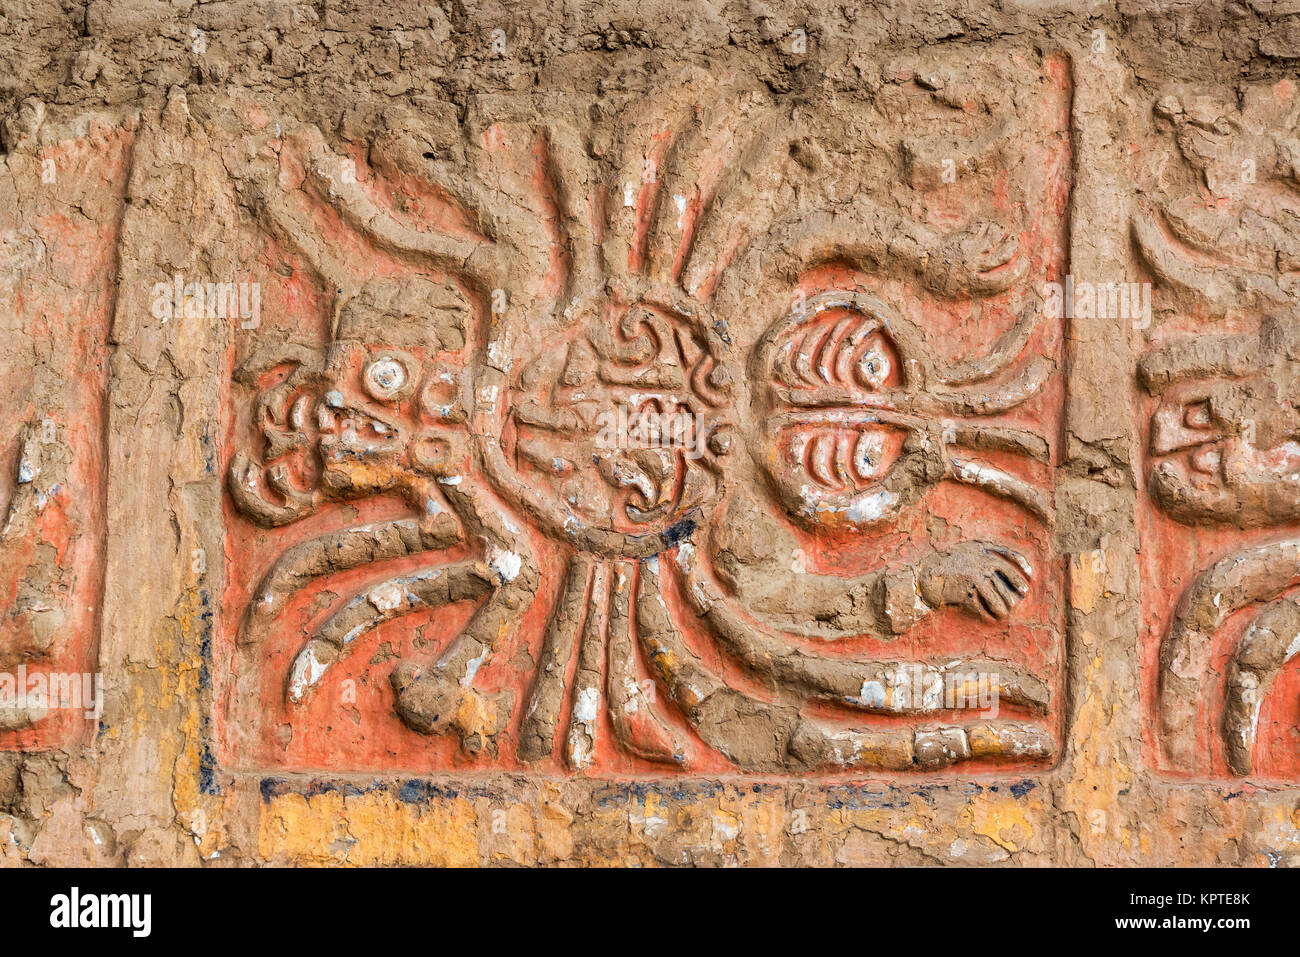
[
  {"left": 712, "top": 811, "right": 739, "bottom": 842},
  {"left": 488, "top": 547, "right": 523, "bottom": 582},
  {"left": 367, "top": 581, "right": 404, "bottom": 613},
  {"left": 487, "top": 340, "right": 512, "bottom": 371},
  {"left": 575, "top": 686, "right": 599, "bottom": 723},
  {"left": 622, "top": 692, "right": 641, "bottom": 716},
  {"left": 288, "top": 645, "right": 329, "bottom": 702},
  {"left": 844, "top": 489, "right": 896, "bottom": 524},
  {"left": 462, "top": 648, "right": 489, "bottom": 686},
  {"left": 857, "top": 680, "right": 886, "bottom": 709}
]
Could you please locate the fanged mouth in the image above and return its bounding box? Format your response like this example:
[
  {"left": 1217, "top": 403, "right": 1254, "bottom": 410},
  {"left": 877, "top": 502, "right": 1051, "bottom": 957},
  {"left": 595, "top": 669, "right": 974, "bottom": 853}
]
[
  {"left": 1154, "top": 444, "right": 1226, "bottom": 493},
  {"left": 1149, "top": 397, "right": 1225, "bottom": 485},
  {"left": 1155, "top": 436, "right": 1300, "bottom": 491},
  {"left": 316, "top": 399, "right": 401, "bottom": 454}
]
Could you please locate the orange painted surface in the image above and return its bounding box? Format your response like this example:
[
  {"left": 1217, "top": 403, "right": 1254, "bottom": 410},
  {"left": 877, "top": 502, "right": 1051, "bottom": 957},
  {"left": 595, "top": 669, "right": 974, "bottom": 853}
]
[
  {"left": 0, "top": 122, "right": 132, "bottom": 751},
  {"left": 216, "top": 65, "right": 1071, "bottom": 779},
  {"left": 1138, "top": 424, "right": 1300, "bottom": 781}
]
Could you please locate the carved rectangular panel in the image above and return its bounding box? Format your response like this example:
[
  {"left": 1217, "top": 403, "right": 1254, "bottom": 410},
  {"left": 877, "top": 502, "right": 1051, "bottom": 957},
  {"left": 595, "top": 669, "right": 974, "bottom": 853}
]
[
  {"left": 1137, "top": 80, "right": 1300, "bottom": 782},
  {"left": 212, "top": 56, "right": 1074, "bottom": 778},
  {"left": 0, "top": 120, "right": 130, "bottom": 748},
  {"left": 6, "top": 1, "right": 1300, "bottom": 871}
]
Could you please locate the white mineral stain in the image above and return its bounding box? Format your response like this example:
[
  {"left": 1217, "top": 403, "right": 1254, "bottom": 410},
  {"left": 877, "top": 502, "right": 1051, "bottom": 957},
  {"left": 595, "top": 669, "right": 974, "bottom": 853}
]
[
  {"left": 575, "top": 687, "right": 599, "bottom": 722},
  {"left": 367, "top": 581, "right": 403, "bottom": 613},
  {"left": 462, "top": 648, "right": 490, "bottom": 686},
  {"left": 288, "top": 645, "right": 329, "bottom": 701},
  {"left": 488, "top": 547, "right": 523, "bottom": 582}
]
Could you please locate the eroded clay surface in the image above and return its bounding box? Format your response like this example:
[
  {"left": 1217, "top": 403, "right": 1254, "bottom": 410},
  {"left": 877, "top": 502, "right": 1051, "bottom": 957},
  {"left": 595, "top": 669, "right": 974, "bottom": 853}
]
[{"left": 0, "top": 0, "right": 1298, "bottom": 866}]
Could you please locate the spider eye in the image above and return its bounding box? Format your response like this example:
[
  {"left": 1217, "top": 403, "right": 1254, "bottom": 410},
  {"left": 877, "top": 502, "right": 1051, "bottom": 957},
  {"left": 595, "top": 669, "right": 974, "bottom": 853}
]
[
  {"left": 1183, "top": 400, "right": 1212, "bottom": 430},
  {"left": 364, "top": 356, "right": 409, "bottom": 400},
  {"left": 856, "top": 342, "right": 891, "bottom": 390}
]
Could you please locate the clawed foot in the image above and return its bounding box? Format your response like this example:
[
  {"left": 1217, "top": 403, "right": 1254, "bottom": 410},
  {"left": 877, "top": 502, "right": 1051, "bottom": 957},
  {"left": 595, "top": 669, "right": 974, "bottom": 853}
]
[
  {"left": 390, "top": 660, "right": 510, "bottom": 754},
  {"left": 919, "top": 541, "right": 1032, "bottom": 621},
  {"left": 925, "top": 220, "right": 1027, "bottom": 298}
]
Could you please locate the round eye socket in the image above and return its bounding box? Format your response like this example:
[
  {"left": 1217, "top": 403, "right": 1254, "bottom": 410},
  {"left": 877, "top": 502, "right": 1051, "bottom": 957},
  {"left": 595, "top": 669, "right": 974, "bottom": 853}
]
[
  {"left": 1183, "top": 400, "right": 1212, "bottom": 429},
  {"left": 856, "top": 344, "right": 891, "bottom": 390},
  {"left": 854, "top": 430, "right": 886, "bottom": 477},
  {"left": 364, "top": 356, "right": 408, "bottom": 400}
]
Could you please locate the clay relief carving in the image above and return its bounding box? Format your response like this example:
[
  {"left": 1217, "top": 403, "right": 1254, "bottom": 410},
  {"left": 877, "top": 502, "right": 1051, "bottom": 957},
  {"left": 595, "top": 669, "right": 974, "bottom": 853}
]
[
  {"left": 0, "top": 423, "right": 69, "bottom": 729},
  {"left": 0, "top": 119, "right": 124, "bottom": 743},
  {"left": 221, "top": 64, "right": 1067, "bottom": 774},
  {"left": 1138, "top": 82, "right": 1300, "bottom": 776}
]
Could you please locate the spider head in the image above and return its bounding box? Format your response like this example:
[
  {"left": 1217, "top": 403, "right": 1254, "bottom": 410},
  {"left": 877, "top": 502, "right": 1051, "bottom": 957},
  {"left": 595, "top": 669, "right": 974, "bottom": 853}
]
[{"left": 315, "top": 280, "right": 468, "bottom": 497}]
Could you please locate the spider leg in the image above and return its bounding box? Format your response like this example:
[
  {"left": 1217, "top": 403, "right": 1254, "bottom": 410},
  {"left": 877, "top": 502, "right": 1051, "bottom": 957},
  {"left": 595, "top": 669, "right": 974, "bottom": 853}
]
[
  {"left": 241, "top": 514, "right": 460, "bottom": 647},
  {"left": 517, "top": 555, "right": 594, "bottom": 762},
  {"left": 946, "top": 455, "right": 1053, "bottom": 523},
  {"left": 389, "top": 476, "right": 540, "bottom": 752},
  {"left": 604, "top": 562, "right": 689, "bottom": 765},
  {"left": 599, "top": 87, "right": 706, "bottom": 284},
  {"left": 1225, "top": 596, "right": 1300, "bottom": 775},
  {"left": 1133, "top": 207, "right": 1295, "bottom": 316},
  {"left": 1160, "top": 538, "right": 1300, "bottom": 770},
  {"left": 635, "top": 556, "right": 800, "bottom": 769},
  {"left": 709, "top": 200, "right": 1028, "bottom": 314},
  {"left": 286, "top": 560, "right": 494, "bottom": 703},
  {"left": 676, "top": 554, "right": 1051, "bottom": 716},
  {"left": 917, "top": 356, "right": 1054, "bottom": 417},
  {"left": 540, "top": 123, "right": 602, "bottom": 305},
  {"left": 789, "top": 719, "right": 1057, "bottom": 771},
  {"left": 636, "top": 559, "right": 1053, "bottom": 770},
  {"left": 301, "top": 134, "right": 488, "bottom": 274},
  {"left": 679, "top": 117, "right": 801, "bottom": 300},
  {"left": 565, "top": 562, "right": 609, "bottom": 770},
  {"left": 644, "top": 82, "right": 775, "bottom": 288}
]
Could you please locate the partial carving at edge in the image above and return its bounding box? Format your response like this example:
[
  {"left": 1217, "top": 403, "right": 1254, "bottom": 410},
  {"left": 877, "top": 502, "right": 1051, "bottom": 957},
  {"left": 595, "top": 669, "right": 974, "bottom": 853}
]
[
  {"left": 1158, "top": 538, "right": 1300, "bottom": 775},
  {"left": 0, "top": 422, "right": 71, "bottom": 731},
  {"left": 1140, "top": 305, "right": 1300, "bottom": 529},
  {"left": 1225, "top": 595, "right": 1300, "bottom": 775}
]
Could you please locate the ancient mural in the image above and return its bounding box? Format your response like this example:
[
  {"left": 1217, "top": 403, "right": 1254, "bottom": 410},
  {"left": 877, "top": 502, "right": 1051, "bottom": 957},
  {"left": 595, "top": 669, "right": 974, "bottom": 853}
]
[
  {"left": 1136, "top": 80, "right": 1300, "bottom": 780},
  {"left": 0, "top": 1, "right": 1298, "bottom": 867},
  {"left": 216, "top": 58, "right": 1069, "bottom": 777}
]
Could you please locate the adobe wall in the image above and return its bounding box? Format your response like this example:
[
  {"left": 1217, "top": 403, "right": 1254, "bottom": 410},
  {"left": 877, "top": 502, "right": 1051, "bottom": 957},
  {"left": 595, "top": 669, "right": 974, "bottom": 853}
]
[{"left": 1, "top": 0, "right": 1298, "bottom": 866}]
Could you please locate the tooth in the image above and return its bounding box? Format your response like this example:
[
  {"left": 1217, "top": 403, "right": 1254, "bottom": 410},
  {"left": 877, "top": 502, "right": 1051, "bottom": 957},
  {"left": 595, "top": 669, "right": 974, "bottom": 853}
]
[
  {"left": 1191, "top": 446, "right": 1222, "bottom": 475},
  {"left": 289, "top": 395, "right": 309, "bottom": 430}
]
